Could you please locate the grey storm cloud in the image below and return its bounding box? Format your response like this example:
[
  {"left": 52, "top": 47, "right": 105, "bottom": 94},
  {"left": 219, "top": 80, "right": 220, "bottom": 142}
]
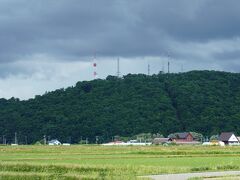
[
  {"left": 1, "top": 0, "right": 240, "bottom": 74},
  {"left": 2, "top": 0, "right": 240, "bottom": 99}
]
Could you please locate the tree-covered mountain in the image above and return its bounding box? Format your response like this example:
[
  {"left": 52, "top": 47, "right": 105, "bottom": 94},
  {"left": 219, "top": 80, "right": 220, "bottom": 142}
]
[{"left": 1, "top": 70, "right": 240, "bottom": 144}]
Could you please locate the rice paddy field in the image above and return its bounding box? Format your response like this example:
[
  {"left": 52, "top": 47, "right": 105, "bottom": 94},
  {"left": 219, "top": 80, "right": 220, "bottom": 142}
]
[{"left": 0, "top": 145, "right": 240, "bottom": 179}]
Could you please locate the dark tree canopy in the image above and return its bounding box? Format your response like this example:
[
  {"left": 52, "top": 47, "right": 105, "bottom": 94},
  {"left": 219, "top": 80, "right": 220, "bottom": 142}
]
[{"left": 0, "top": 70, "right": 240, "bottom": 144}]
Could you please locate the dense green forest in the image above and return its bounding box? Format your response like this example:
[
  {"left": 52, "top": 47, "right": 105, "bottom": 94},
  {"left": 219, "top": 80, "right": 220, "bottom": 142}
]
[{"left": 0, "top": 70, "right": 240, "bottom": 144}]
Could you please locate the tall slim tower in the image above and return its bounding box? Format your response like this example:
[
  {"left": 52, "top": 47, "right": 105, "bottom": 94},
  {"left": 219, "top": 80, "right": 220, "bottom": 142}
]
[
  {"left": 117, "top": 57, "right": 120, "bottom": 78},
  {"left": 148, "top": 63, "right": 150, "bottom": 76},
  {"left": 93, "top": 54, "right": 97, "bottom": 79},
  {"left": 168, "top": 61, "right": 170, "bottom": 74},
  {"left": 166, "top": 51, "right": 171, "bottom": 74}
]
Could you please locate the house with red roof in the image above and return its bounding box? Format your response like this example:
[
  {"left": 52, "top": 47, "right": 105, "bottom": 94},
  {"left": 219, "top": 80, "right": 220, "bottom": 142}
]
[{"left": 168, "top": 132, "right": 200, "bottom": 144}]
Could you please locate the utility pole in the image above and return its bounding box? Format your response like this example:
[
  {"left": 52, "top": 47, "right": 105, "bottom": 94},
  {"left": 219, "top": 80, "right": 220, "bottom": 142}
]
[
  {"left": 3, "top": 136, "right": 6, "bottom": 145},
  {"left": 25, "top": 136, "right": 28, "bottom": 145},
  {"left": 43, "top": 135, "right": 47, "bottom": 145},
  {"left": 14, "top": 132, "right": 18, "bottom": 145},
  {"left": 206, "top": 136, "right": 209, "bottom": 142},
  {"left": 95, "top": 136, "right": 99, "bottom": 144},
  {"left": 2, "top": 135, "right": 5, "bottom": 145}
]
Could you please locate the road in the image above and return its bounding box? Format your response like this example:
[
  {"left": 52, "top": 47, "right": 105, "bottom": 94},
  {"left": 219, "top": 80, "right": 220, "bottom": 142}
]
[{"left": 145, "top": 171, "right": 240, "bottom": 180}]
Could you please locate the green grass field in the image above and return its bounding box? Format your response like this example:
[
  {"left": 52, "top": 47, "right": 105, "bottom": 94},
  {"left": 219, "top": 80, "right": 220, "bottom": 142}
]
[{"left": 0, "top": 145, "right": 240, "bottom": 179}]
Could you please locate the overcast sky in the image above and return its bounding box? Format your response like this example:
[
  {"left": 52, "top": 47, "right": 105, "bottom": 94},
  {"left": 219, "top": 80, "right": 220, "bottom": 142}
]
[{"left": 1, "top": 0, "right": 240, "bottom": 99}]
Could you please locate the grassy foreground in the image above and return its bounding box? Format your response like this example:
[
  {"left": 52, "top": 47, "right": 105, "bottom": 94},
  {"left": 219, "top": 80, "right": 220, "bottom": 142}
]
[{"left": 0, "top": 145, "right": 240, "bottom": 179}]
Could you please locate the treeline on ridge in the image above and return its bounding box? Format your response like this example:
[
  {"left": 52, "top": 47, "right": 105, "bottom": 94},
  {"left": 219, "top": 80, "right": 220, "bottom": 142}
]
[{"left": 0, "top": 70, "right": 240, "bottom": 144}]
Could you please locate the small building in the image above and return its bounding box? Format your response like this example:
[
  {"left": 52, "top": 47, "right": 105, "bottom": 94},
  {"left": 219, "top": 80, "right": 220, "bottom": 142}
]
[
  {"left": 219, "top": 132, "right": 239, "bottom": 145},
  {"left": 169, "top": 132, "right": 194, "bottom": 142},
  {"left": 48, "top": 139, "right": 61, "bottom": 145},
  {"left": 168, "top": 132, "right": 200, "bottom": 145},
  {"left": 11, "top": 144, "right": 18, "bottom": 146},
  {"left": 62, "top": 143, "right": 71, "bottom": 146},
  {"left": 152, "top": 138, "right": 172, "bottom": 145},
  {"left": 128, "top": 140, "right": 138, "bottom": 143}
]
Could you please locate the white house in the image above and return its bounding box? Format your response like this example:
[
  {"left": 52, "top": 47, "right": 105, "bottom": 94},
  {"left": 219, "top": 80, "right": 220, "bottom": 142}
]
[
  {"left": 219, "top": 132, "right": 239, "bottom": 145},
  {"left": 48, "top": 139, "right": 61, "bottom": 145}
]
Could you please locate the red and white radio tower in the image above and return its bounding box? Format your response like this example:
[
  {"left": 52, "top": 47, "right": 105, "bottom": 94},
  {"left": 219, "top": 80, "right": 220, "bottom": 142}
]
[{"left": 93, "top": 55, "right": 97, "bottom": 79}]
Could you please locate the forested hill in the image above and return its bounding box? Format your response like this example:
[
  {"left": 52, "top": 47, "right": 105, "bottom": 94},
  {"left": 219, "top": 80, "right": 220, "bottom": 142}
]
[{"left": 1, "top": 70, "right": 240, "bottom": 144}]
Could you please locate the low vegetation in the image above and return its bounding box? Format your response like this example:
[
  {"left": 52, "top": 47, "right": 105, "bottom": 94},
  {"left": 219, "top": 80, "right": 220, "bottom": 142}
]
[{"left": 0, "top": 145, "right": 240, "bottom": 179}]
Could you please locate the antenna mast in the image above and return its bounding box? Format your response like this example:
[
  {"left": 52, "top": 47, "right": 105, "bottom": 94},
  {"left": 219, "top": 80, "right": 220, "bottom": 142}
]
[
  {"left": 117, "top": 57, "right": 120, "bottom": 78},
  {"left": 167, "top": 51, "right": 170, "bottom": 74},
  {"left": 148, "top": 62, "right": 150, "bottom": 76},
  {"left": 168, "top": 61, "right": 170, "bottom": 74},
  {"left": 93, "top": 53, "right": 97, "bottom": 79}
]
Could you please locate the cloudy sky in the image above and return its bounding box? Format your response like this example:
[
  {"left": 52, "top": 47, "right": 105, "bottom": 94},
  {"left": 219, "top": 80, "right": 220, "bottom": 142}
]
[{"left": 1, "top": 0, "right": 240, "bottom": 99}]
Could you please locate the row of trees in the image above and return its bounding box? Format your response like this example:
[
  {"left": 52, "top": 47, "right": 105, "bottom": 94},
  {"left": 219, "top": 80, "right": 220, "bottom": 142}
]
[
  {"left": 0, "top": 70, "right": 240, "bottom": 144},
  {"left": 0, "top": 132, "right": 218, "bottom": 145}
]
